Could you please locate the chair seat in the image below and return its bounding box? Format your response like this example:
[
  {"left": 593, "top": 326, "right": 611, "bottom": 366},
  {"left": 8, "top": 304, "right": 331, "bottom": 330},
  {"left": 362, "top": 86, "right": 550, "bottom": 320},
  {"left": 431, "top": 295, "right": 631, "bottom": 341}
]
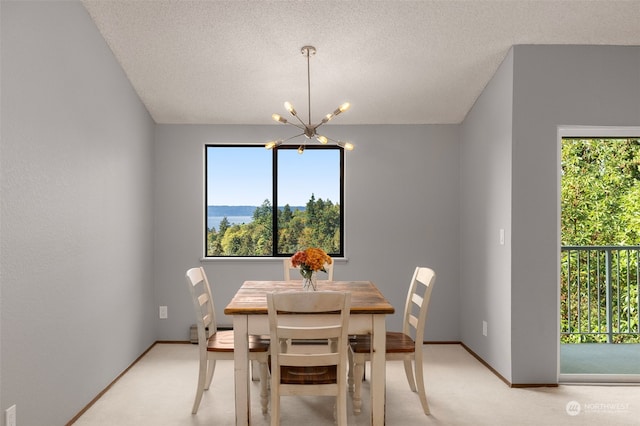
[
  {"left": 350, "top": 331, "right": 415, "bottom": 354},
  {"left": 207, "top": 330, "right": 269, "bottom": 353},
  {"left": 280, "top": 365, "right": 337, "bottom": 384}
]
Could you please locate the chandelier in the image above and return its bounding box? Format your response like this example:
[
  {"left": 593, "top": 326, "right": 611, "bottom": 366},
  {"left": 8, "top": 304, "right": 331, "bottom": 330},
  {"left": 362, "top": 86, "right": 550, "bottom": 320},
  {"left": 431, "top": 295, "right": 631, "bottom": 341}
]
[{"left": 265, "top": 46, "right": 354, "bottom": 153}]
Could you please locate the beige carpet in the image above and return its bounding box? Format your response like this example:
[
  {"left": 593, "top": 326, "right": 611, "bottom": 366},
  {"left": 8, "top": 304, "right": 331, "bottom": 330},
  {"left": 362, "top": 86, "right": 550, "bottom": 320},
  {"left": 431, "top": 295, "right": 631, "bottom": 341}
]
[{"left": 72, "top": 343, "right": 639, "bottom": 425}]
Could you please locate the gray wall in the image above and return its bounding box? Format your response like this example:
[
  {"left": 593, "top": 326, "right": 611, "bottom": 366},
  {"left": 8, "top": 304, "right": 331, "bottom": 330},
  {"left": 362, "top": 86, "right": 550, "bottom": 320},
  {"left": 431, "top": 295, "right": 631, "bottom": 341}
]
[
  {"left": 1, "top": 2, "right": 156, "bottom": 425},
  {"left": 460, "top": 50, "right": 514, "bottom": 381},
  {"left": 460, "top": 45, "right": 640, "bottom": 384},
  {"left": 154, "top": 124, "right": 461, "bottom": 341},
  {"left": 510, "top": 45, "right": 640, "bottom": 384}
]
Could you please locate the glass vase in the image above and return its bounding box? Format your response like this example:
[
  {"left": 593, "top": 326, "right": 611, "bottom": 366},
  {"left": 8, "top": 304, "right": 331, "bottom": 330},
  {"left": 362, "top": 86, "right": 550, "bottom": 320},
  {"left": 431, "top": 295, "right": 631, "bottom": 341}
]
[{"left": 302, "top": 271, "right": 318, "bottom": 291}]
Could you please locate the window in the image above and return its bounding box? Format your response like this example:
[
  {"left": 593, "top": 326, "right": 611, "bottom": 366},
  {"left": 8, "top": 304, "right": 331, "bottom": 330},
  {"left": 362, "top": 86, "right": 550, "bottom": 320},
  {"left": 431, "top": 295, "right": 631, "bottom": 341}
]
[{"left": 205, "top": 145, "right": 344, "bottom": 257}]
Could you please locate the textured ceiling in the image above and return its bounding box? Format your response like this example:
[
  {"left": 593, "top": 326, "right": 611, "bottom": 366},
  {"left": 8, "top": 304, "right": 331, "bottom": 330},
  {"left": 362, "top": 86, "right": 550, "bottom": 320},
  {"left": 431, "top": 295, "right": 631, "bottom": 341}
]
[{"left": 82, "top": 0, "right": 640, "bottom": 125}]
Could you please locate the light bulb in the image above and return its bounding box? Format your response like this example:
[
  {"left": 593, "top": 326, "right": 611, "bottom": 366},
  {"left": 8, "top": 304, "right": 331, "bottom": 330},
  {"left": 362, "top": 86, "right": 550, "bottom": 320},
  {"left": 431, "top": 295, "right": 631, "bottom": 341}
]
[
  {"left": 297, "top": 145, "right": 305, "bottom": 154},
  {"left": 317, "top": 135, "right": 328, "bottom": 144},
  {"left": 338, "top": 141, "right": 354, "bottom": 151},
  {"left": 284, "top": 102, "right": 297, "bottom": 116},
  {"left": 332, "top": 102, "right": 351, "bottom": 116},
  {"left": 272, "top": 114, "right": 287, "bottom": 124},
  {"left": 265, "top": 140, "right": 283, "bottom": 150}
]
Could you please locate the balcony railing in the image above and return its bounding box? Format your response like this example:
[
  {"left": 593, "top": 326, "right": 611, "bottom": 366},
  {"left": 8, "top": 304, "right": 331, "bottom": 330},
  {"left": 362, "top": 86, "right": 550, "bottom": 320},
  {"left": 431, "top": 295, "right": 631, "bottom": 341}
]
[{"left": 561, "top": 245, "right": 640, "bottom": 343}]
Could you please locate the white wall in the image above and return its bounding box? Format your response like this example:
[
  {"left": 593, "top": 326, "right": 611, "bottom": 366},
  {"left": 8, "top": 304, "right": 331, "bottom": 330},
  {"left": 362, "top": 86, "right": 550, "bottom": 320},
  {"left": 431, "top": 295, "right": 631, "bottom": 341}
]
[
  {"left": 153, "top": 124, "right": 461, "bottom": 342},
  {"left": 1, "top": 2, "right": 155, "bottom": 424},
  {"left": 510, "top": 45, "right": 640, "bottom": 384},
  {"left": 460, "top": 50, "right": 514, "bottom": 381}
]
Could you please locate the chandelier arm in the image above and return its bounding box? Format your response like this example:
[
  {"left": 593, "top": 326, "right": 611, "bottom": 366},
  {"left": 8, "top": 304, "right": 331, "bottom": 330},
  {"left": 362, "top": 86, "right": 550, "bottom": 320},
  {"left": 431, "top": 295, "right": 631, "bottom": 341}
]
[
  {"left": 312, "top": 103, "right": 350, "bottom": 132},
  {"left": 282, "top": 121, "right": 306, "bottom": 131},
  {"left": 313, "top": 120, "right": 326, "bottom": 132},
  {"left": 311, "top": 116, "right": 334, "bottom": 133},
  {"left": 265, "top": 132, "right": 307, "bottom": 150},
  {"left": 290, "top": 113, "right": 308, "bottom": 129},
  {"left": 282, "top": 132, "right": 305, "bottom": 143},
  {"left": 316, "top": 134, "right": 339, "bottom": 143},
  {"left": 316, "top": 134, "right": 354, "bottom": 150}
]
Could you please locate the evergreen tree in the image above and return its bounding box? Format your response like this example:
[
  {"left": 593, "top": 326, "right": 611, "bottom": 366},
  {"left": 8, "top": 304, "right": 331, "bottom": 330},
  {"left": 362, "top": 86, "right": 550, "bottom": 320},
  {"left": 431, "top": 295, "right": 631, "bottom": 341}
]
[{"left": 208, "top": 195, "right": 341, "bottom": 256}]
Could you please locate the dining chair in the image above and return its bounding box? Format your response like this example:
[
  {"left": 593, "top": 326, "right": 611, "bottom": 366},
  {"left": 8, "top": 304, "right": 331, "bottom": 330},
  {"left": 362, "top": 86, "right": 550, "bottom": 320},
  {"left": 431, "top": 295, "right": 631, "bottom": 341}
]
[
  {"left": 185, "top": 267, "right": 270, "bottom": 414},
  {"left": 283, "top": 258, "right": 334, "bottom": 281},
  {"left": 267, "top": 291, "right": 351, "bottom": 426},
  {"left": 348, "top": 266, "right": 436, "bottom": 415}
]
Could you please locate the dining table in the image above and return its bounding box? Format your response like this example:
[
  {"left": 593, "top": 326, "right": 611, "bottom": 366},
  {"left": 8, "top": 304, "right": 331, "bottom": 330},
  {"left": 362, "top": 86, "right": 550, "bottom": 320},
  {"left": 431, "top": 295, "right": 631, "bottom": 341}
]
[{"left": 224, "top": 280, "right": 395, "bottom": 425}]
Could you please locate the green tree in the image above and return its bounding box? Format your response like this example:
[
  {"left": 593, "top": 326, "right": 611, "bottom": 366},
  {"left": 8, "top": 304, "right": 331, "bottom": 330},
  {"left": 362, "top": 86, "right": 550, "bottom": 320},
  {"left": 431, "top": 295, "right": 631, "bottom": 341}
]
[
  {"left": 305, "top": 194, "right": 317, "bottom": 223},
  {"left": 562, "top": 138, "right": 640, "bottom": 245},
  {"left": 208, "top": 195, "right": 341, "bottom": 256},
  {"left": 219, "top": 217, "right": 230, "bottom": 234},
  {"left": 207, "top": 217, "right": 230, "bottom": 255},
  {"left": 252, "top": 199, "right": 273, "bottom": 254},
  {"left": 275, "top": 195, "right": 341, "bottom": 255},
  {"left": 561, "top": 138, "right": 640, "bottom": 343},
  {"left": 279, "top": 204, "right": 293, "bottom": 225}
]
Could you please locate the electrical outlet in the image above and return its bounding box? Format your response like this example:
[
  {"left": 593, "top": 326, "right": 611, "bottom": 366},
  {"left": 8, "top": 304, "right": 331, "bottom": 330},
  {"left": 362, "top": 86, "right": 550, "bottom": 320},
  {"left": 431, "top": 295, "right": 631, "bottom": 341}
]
[
  {"left": 6, "top": 404, "right": 16, "bottom": 426},
  {"left": 159, "top": 305, "right": 168, "bottom": 319},
  {"left": 482, "top": 321, "right": 488, "bottom": 337}
]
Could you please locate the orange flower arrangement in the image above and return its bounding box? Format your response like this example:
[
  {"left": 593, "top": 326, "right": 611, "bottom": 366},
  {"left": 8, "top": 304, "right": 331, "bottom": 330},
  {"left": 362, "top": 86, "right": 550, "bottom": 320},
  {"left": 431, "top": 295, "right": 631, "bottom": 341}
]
[{"left": 291, "top": 247, "right": 332, "bottom": 280}]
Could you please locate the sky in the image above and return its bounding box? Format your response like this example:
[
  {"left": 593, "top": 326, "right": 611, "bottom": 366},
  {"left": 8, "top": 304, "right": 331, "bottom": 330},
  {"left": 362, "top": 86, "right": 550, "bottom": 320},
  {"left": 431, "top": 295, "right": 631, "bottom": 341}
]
[{"left": 207, "top": 146, "right": 340, "bottom": 206}]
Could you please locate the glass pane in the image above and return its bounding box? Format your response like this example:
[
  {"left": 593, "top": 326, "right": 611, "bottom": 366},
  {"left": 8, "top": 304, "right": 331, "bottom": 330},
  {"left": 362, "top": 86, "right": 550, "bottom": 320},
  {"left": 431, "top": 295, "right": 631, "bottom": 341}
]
[
  {"left": 206, "top": 146, "right": 272, "bottom": 256},
  {"left": 277, "top": 148, "right": 342, "bottom": 255}
]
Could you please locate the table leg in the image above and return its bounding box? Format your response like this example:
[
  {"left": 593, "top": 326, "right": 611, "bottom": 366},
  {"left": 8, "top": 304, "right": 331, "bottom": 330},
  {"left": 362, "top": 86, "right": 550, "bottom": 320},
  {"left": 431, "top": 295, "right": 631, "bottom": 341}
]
[
  {"left": 233, "top": 315, "right": 250, "bottom": 425},
  {"left": 370, "top": 314, "right": 386, "bottom": 425}
]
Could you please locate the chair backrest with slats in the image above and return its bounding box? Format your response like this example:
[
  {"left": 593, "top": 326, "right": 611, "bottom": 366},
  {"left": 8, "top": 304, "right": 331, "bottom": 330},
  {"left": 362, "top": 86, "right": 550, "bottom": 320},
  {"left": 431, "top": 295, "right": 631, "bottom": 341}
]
[
  {"left": 401, "top": 267, "right": 436, "bottom": 349},
  {"left": 283, "top": 258, "right": 334, "bottom": 281},
  {"left": 267, "top": 291, "right": 351, "bottom": 387},
  {"left": 185, "top": 267, "right": 218, "bottom": 347}
]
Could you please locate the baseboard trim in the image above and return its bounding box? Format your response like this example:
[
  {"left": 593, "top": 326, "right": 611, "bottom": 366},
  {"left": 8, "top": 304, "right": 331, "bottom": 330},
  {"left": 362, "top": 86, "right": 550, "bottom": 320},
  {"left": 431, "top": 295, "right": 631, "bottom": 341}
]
[
  {"left": 66, "top": 341, "right": 160, "bottom": 425},
  {"left": 509, "top": 382, "right": 559, "bottom": 388},
  {"left": 459, "top": 342, "right": 512, "bottom": 386},
  {"left": 459, "top": 342, "right": 558, "bottom": 388}
]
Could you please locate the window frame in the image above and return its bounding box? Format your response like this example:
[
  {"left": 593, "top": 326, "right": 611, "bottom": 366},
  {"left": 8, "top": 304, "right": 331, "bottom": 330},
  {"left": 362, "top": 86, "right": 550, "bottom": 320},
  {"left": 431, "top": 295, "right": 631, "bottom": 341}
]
[{"left": 204, "top": 144, "right": 345, "bottom": 258}]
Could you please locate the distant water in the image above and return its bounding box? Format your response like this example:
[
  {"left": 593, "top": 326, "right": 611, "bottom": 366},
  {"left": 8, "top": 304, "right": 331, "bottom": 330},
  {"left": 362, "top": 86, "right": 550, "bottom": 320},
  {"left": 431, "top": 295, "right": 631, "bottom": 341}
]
[{"left": 207, "top": 216, "right": 254, "bottom": 231}]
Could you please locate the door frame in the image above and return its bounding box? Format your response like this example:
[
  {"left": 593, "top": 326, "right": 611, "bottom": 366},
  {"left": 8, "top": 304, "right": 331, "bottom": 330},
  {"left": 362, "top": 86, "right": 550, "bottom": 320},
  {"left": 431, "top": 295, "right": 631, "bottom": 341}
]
[{"left": 557, "top": 125, "right": 640, "bottom": 383}]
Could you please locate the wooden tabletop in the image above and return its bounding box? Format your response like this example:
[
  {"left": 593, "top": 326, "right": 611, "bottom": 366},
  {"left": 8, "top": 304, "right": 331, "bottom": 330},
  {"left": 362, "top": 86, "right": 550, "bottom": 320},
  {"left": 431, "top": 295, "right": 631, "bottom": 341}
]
[{"left": 224, "top": 280, "right": 395, "bottom": 315}]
